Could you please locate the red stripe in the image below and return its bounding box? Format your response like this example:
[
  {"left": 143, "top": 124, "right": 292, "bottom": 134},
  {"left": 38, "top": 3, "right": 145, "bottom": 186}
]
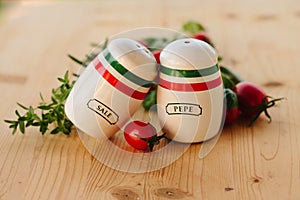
[
  {"left": 159, "top": 76, "right": 222, "bottom": 92},
  {"left": 93, "top": 57, "right": 147, "bottom": 100}
]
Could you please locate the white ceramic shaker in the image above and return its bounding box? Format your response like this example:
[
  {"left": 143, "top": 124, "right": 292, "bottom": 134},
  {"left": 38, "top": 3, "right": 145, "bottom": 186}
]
[
  {"left": 157, "top": 38, "right": 224, "bottom": 143},
  {"left": 65, "top": 38, "right": 157, "bottom": 138}
]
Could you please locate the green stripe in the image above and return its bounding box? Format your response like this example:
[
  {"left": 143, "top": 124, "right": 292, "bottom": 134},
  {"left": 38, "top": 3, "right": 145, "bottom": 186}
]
[
  {"left": 160, "top": 64, "right": 219, "bottom": 78},
  {"left": 103, "top": 49, "right": 153, "bottom": 87}
]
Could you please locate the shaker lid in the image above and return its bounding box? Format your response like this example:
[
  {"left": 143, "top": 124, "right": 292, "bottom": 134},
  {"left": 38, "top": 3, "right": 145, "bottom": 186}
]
[
  {"left": 160, "top": 38, "right": 218, "bottom": 70},
  {"left": 106, "top": 38, "right": 158, "bottom": 84}
]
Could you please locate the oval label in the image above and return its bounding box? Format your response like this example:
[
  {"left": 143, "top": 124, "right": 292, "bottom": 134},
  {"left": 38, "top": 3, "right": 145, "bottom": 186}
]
[
  {"left": 87, "top": 99, "right": 119, "bottom": 125},
  {"left": 166, "top": 103, "right": 202, "bottom": 116}
]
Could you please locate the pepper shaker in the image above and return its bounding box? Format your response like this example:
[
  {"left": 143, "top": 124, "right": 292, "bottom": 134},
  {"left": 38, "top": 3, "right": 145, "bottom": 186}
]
[{"left": 157, "top": 38, "right": 224, "bottom": 143}]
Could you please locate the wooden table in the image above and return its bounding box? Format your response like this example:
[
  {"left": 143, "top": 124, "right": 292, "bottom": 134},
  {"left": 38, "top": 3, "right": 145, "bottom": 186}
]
[{"left": 1, "top": 1, "right": 300, "bottom": 199}]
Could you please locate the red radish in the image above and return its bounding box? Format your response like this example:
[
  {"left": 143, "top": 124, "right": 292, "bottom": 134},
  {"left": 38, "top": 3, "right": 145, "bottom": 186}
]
[
  {"left": 226, "top": 107, "right": 239, "bottom": 124},
  {"left": 191, "top": 32, "right": 213, "bottom": 46},
  {"left": 137, "top": 40, "right": 149, "bottom": 48},
  {"left": 124, "top": 121, "right": 165, "bottom": 151},
  {"left": 234, "top": 82, "right": 283, "bottom": 125},
  {"left": 224, "top": 89, "right": 239, "bottom": 124}
]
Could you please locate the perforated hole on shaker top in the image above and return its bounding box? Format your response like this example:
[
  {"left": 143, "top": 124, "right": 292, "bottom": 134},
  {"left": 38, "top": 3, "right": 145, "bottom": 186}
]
[
  {"left": 144, "top": 49, "right": 150, "bottom": 54},
  {"left": 184, "top": 40, "right": 191, "bottom": 44},
  {"left": 136, "top": 43, "right": 150, "bottom": 54}
]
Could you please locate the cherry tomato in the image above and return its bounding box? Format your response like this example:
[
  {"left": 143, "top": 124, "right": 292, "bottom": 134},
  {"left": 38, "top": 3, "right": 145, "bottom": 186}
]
[
  {"left": 151, "top": 50, "right": 161, "bottom": 85},
  {"left": 152, "top": 50, "right": 161, "bottom": 64},
  {"left": 124, "top": 121, "right": 157, "bottom": 151},
  {"left": 224, "top": 88, "right": 239, "bottom": 124},
  {"left": 234, "top": 82, "right": 283, "bottom": 125},
  {"left": 191, "top": 32, "right": 213, "bottom": 46}
]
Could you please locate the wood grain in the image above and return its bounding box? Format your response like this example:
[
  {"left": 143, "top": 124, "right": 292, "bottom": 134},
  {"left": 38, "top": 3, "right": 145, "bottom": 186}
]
[{"left": 1, "top": 0, "right": 300, "bottom": 199}]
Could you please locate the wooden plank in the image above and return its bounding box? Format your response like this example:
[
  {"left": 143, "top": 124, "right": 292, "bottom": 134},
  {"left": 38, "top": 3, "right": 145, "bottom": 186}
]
[{"left": 0, "top": 0, "right": 300, "bottom": 199}]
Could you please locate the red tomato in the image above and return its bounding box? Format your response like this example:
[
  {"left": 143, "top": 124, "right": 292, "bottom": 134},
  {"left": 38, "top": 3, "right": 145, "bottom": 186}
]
[
  {"left": 152, "top": 50, "right": 161, "bottom": 64},
  {"left": 191, "top": 32, "right": 213, "bottom": 46},
  {"left": 224, "top": 88, "right": 239, "bottom": 124},
  {"left": 234, "top": 81, "right": 283, "bottom": 125},
  {"left": 124, "top": 121, "right": 157, "bottom": 151},
  {"left": 152, "top": 50, "right": 161, "bottom": 83},
  {"left": 234, "top": 82, "right": 267, "bottom": 117}
]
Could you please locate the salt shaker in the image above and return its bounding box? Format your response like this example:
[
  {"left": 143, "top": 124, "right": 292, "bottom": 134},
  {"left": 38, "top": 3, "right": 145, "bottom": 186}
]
[
  {"left": 65, "top": 38, "right": 157, "bottom": 138},
  {"left": 157, "top": 38, "right": 224, "bottom": 143}
]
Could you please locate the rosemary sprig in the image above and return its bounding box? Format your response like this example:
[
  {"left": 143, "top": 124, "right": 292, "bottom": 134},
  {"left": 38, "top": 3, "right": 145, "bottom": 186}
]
[
  {"left": 4, "top": 71, "right": 75, "bottom": 135},
  {"left": 4, "top": 40, "right": 108, "bottom": 135}
]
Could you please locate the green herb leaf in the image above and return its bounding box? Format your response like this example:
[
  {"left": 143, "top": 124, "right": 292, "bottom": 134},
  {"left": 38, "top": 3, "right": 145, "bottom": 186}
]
[
  {"left": 37, "top": 105, "right": 52, "bottom": 110},
  {"left": 220, "top": 66, "right": 244, "bottom": 84},
  {"left": 57, "top": 77, "right": 65, "bottom": 83},
  {"left": 4, "top": 38, "right": 108, "bottom": 135},
  {"left": 17, "top": 102, "right": 28, "bottom": 110},
  {"left": 142, "top": 87, "right": 157, "bottom": 110},
  {"left": 50, "top": 127, "right": 60, "bottom": 134},
  {"left": 224, "top": 88, "right": 238, "bottom": 110},
  {"left": 182, "top": 20, "right": 205, "bottom": 34},
  {"left": 67, "top": 54, "right": 84, "bottom": 66},
  {"left": 4, "top": 119, "right": 16, "bottom": 124},
  {"left": 4, "top": 71, "right": 75, "bottom": 135},
  {"left": 218, "top": 56, "right": 223, "bottom": 62},
  {"left": 19, "top": 120, "right": 25, "bottom": 134},
  {"left": 221, "top": 73, "right": 235, "bottom": 90}
]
